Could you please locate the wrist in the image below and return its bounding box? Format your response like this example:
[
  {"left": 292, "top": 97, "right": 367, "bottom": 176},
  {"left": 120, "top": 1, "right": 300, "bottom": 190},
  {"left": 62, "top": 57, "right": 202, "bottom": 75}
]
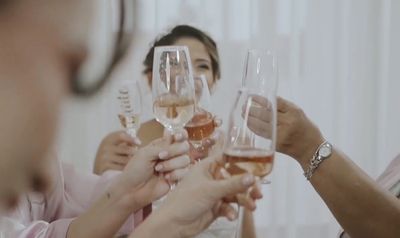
[
  {"left": 134, "top": 212, "right": 181, "bottom": 238},
  {"left": 108, "top": 175, "right": 142, "bottom": 213},
  {"left": 295, "top": 133, "right": 325, "bottom": 170}
]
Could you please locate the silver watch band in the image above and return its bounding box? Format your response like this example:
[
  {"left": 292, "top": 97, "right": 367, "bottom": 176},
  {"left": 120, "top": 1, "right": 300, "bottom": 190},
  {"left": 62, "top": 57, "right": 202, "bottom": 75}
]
[{"left": 304, "top": 141, "right": 332, "bottom": 180}]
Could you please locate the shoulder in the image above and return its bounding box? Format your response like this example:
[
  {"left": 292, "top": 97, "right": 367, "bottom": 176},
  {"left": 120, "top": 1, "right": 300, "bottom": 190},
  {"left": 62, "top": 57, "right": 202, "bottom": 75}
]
[
  {"left": 138, "top": 119, "right": 164, "bottom": 146},
  {"left": 139, "top": 119, "right": 163, "bottom": 130}
]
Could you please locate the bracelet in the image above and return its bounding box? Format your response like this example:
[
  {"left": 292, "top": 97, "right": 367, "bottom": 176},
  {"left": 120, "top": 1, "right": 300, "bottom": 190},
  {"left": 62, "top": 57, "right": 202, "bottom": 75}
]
[{"left": 304, "top": 141, "right": 332, "bottom": 180}]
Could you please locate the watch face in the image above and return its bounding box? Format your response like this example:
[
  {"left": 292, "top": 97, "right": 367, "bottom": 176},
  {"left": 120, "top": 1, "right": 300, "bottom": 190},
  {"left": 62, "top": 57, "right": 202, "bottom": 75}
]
[{"left": 319, "top": 144, "right": 332, "bottom": 157}]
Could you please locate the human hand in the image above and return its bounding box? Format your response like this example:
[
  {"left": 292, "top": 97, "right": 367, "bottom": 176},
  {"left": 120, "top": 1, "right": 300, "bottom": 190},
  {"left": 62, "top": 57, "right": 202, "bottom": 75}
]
[
  {"left": 116, "top": 129, "right": 191, "bottom": 210},
  {"left": 93, "top": 131, "right": 140, "bottom": 175},
  {"left": 246, "top": 96, "right": 324, "bottom": 165},
  {"left": 153, "top": 154, "right": 262, "bottom": 238}
]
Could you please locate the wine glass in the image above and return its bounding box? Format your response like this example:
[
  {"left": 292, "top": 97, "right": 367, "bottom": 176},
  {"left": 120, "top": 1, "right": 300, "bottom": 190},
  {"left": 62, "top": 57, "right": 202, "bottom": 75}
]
[
  {"left": 194, "top": 74, "right": 212, "bottom": 109},
  {"left": 224, "top": 49, "right": 278, "bottom": 183},
  {"left": 117, "top": 80, "right": 142, "bottom": 137},
  {"left": 224, "top": 50, "right": 278, "bottom": 238},
  {"left": 116, "top": 79, "right": 143, "bottom": 229},
  {"left": 152, "top": 46, "right": 195, "bottom": 134},
  {"left": 185, "top": 74, "right": 216, "bottom": 149}
]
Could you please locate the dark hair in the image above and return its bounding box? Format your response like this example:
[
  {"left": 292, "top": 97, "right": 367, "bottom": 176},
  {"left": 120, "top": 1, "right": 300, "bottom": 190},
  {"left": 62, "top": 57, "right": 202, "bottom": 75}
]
[
  {"left": 0, "top": 0, "right": 15, "bottom": 12},
  {"left": 143, "top": 25, "right": 220, "bottom": 83}
]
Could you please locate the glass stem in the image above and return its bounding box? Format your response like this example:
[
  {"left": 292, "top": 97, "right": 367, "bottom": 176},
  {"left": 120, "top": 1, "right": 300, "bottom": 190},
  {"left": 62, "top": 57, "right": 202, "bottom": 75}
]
[
  {"left": 125, "top": 121, "right": 137, "bottom": 137},
  {"left": 166, "top": 126, "right": 181, "bottom": 135},
  {"left": 127, "top": 128, "right": 137, "bottom": 138},
  {"left": 235, "top": 206, "right": 244, "bottom": 238}
]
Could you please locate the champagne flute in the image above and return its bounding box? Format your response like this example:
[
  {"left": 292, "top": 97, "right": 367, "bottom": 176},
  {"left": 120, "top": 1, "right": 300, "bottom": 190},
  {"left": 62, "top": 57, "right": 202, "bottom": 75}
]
[
  {"left": 117, "top": 80, "right": 142, "bottom": 137},
  {"left": 224, "top": 49, "right": 278, "bottom": 183},
  {"left": 116, "top": 79, "right": 143, "bottom": 229},
  {"left": 185, "top": 74, "right": 216, "bottom": 149},
  {"left": 223, "top": 89, "right": 276, "bottom": 183},
  {"left": 224, "top": 50, "right": 278, "bottom": 238},
  {"left": 152, "top": 46, "right": 195, "bottom": 134}
]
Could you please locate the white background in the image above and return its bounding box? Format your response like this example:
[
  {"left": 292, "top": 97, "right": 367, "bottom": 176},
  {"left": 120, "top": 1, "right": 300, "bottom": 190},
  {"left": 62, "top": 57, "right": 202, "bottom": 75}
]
[{"left": 57, "top": 0, "right": 400, "bottom": 237}]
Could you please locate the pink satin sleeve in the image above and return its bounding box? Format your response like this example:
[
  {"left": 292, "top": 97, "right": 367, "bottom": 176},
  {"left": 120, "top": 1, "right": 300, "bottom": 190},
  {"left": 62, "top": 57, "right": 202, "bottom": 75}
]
[{"left": 3, "top": 160, "right": 139, "bottom": 237}]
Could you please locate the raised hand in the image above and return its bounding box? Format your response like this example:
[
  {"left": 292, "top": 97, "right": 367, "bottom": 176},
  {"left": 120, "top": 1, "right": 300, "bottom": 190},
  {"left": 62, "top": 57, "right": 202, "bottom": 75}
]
[
  {"left": 246, "top": 96, "right": 324, "bottom": 162},
  {"left": 115, "top": 129, "right": 191, "bottom": 210},
  {"left": 93, "top": 131, "right": 140, "bottom": 174}
]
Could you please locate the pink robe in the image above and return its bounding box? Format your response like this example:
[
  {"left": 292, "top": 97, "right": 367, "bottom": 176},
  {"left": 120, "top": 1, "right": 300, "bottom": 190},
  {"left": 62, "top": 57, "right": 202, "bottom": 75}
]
[{"left": 1, "top": 159, "right": 136, "bottom": 237}]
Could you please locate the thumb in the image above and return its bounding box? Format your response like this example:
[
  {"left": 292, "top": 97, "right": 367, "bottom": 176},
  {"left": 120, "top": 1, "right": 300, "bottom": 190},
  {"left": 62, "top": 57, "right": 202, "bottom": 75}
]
[{"left": 211, "top": 173, "right": 255, "bottom": 199}]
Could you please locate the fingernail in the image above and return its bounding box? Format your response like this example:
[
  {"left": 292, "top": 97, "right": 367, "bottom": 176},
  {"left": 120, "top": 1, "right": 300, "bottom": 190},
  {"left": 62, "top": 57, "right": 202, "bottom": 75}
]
[
  {"left": 158, "top": 151, "right": 169, "bottom": 159},
  {"left": 242, "top": 174, "right": 255, "bottom": 186},
  {"left": 155, "top": 164, "right": 163, "bottom": 171},
  {"left": 164, "top": 173, "right": 170, "bottom": 180}
]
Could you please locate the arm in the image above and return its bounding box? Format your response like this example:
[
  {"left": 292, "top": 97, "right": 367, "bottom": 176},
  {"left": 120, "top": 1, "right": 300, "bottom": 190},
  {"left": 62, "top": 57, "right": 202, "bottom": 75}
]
[
  {"left": 68, "top": 130, "right": 191, "bottom": 238},
  {"left": 6, "top": 131, "right": 190, "bottom": 238},
  {"left": 247, "top": 96, "right": 400, "bottom": 238},
  {"left": 2, "top": 217, "right": 74, "bottom": 238},
  {"left": 6, "top": 174, "right": 141, "bottom": 238},
  {"left": 5, "top": 181, "right": 135, "bottom": 238},
  {"left": 129, "top": 155, "right": 262, "bottom": 238},
  {"left": 241, "top": 209, "right": 257, "bottom": 238},
  {"left": 93, "top": 131, "right": 139, "bottom": 174},
  {"left": 3, "top": 162, "right": 136, "bottom": 238},
  {"left": 130, "top": 214, "right": 179, "bottom": 238},
  {"left": 297, "top": 145, "right": 400, "bottom": 238},
  {"left": 67, "top": 176, "right": 140, "bottom": 238}
]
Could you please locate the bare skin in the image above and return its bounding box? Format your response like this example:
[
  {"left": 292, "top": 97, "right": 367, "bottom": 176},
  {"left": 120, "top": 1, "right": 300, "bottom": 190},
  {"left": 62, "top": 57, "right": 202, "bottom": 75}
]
[
  {"left": 247, "top": 96, "right": 400, "bottom": 238},
  {"left": 132, "top": 36, "right": 258, "bottom": 237},
  {"left": 92, "top": 34, "right": 256, "bottom": 237},
  {"left": 131, "top": 155, "right": 262, "bottom": 238},
  {"left": 138, "top": 120, "right": 165, "bottom": 147},
  {"left": 0, "top": 0, "right": 93, "bottom": 210},
  {"left": 0, "top": 1, "right": 262, "bottom": 237},
  {"left": 94, "top": 37, "right": 221, "bottom": 173},
  {"left": 139, "top": 37, "right": 216, "bottom": 147},
  {"left": 68, "top": 131, "right": 191, "bottom": 238}
]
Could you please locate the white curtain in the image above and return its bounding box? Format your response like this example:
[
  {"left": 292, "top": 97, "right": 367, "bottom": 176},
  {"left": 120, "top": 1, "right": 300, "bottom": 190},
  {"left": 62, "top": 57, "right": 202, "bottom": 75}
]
[{"left": 57, "top": 0, "right": 400, "bottom": 237}]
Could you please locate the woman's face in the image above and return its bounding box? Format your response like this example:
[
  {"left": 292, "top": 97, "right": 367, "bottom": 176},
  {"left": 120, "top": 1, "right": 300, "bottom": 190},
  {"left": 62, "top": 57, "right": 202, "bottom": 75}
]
[
  {"left": 0, "top": 0, "right": 94, "bottom": 210},
  {"left": 174, "top": 37, "right": 215, "bottom": 90}
]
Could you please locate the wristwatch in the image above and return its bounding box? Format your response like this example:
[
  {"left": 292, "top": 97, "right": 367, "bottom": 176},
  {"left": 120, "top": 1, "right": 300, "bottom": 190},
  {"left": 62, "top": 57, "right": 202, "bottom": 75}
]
[{"left": 304, "top": 141, "right": 333, "bottom": 180}]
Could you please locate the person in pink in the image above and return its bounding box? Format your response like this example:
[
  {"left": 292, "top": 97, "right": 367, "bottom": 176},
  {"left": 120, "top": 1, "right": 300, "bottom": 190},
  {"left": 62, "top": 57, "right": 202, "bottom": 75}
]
[
  {"left": 3, "top": 160, "right": 133, "bottom": 237},
  {"left": 0, "top": 1, "right": 262, "bottom": 238},
  {"left": 1, "top": 130, "right": 192, "bottom": 237}
]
